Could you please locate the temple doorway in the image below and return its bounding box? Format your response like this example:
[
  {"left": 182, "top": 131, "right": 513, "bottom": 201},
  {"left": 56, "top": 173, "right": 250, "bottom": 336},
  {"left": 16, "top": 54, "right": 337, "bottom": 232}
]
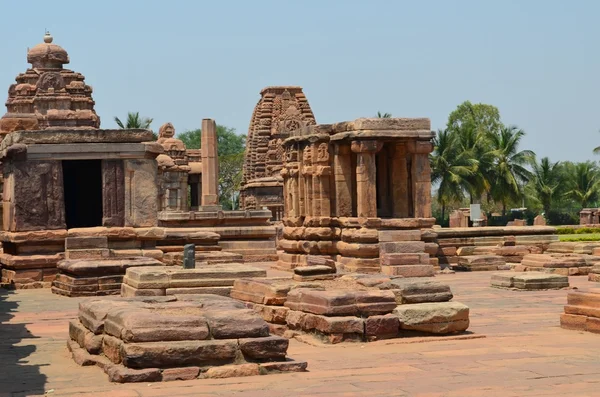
[{"left": 62, "top": 160, "right": 103, "bottom": 228}]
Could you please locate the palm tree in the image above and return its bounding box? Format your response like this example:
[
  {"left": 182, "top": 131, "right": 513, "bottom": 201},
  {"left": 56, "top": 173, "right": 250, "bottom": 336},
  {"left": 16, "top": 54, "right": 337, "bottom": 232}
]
[
  {"left": 454, "top": 123, "right": 493, "bottom": 203},
  {"left": 564, "top": 161, "right": 600, "bottom": 208},
  {"left": 430, "top": 129, "right": 477, "bottom": 221},
  {"left": 114, "top": 112, "right": 153, "bottom": 129},
  {"left": 530, "top": 157, "right": 563, "bottom": 215},
  {"left": 377, "top": 111, "right": 392, "bottom": 118},
  {"left": 487, "top": 125, "right": 535, "bottom": 216}
]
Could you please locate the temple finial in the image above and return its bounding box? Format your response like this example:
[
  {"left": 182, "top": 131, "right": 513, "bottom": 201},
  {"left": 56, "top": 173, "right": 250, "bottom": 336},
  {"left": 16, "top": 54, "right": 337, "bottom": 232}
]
[{"left": 44, "top": 30, "right": 53, "bottom": 43}]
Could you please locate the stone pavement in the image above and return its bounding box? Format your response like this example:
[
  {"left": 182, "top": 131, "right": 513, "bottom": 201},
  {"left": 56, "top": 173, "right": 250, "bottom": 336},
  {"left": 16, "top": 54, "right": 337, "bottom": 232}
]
[{"left": 2, "top": 268, "right": 600, "bottom": 396}]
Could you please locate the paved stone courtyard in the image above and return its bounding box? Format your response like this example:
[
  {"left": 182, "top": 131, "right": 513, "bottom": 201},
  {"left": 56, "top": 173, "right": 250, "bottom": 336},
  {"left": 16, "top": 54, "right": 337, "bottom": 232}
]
[{"left": 3, "top": 268, "right": 600, "bottom": 397}]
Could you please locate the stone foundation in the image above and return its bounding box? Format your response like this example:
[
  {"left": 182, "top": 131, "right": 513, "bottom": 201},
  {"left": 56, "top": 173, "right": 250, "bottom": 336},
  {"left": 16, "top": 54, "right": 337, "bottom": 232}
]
[
  {"left": 490, "top": 272, "right": 569, "bottom": 290},
  {"left": 67, "top": 294, "right": 307, "bottom": 383},
  {"left": 230, "top": 275, "right": 470, "bottom": 343},
  {"left": 518, "top": 253, "right": 594, "bottom": 276},
  {"left": 453, "top": 255, "right": 508, "bottom": 272},
  {"left": 121, "top": 265, "right": 267, "bottom": 297},
  {"left": 560, "top": 289, "right": 600, "bottom": 334}
]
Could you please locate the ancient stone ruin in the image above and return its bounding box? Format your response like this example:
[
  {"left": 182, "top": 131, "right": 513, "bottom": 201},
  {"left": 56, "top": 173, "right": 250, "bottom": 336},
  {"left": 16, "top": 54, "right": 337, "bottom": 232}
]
[
  {"left": 278, "top": 117, "right": 435, "bottom": 274},
  {"left": 240, "top": 87, "right": 316, "bottom": 220},
  {"left": 68, "top": 294, "right": 307, "bottom": 382},
  {"left": 154, "top": 120, "right": 278, "bottom": 262}
]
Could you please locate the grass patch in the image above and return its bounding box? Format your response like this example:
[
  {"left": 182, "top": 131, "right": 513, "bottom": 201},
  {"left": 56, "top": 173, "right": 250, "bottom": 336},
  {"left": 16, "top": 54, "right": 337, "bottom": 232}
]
[{"left": 559, "top": 233, "right": 600, "bottom": 242}]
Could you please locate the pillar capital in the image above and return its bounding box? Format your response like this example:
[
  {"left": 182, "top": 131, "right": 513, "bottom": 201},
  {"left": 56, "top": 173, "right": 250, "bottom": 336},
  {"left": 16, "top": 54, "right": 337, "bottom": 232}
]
[
  {"left": 334, "top": 143, "right": 352, "bottom": 155},
  {"left": 351, "top": 140, "right": 383, "bottom": 154},
  {"left": 405, "top": 140, "right": 433, "bottom": 154}
]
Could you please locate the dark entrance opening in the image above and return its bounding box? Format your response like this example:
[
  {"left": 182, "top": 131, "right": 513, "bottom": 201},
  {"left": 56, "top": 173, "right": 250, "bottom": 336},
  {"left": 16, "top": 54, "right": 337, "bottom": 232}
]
[{"left": 63, "top": 160, "right": 103, "bottom": 228}]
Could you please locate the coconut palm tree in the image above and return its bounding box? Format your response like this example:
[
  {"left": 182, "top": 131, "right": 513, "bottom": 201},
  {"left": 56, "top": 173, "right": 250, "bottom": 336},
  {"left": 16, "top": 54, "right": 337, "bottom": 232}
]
[
  {"left": 430, "top": 129, "right": 477, "bottom": 221},
  {"left": 377, "top": 111, "right": 392, "bottom": 118},
  {"left": 114, "top": 112, "right": 153, "bottom": 129},
  {"left": 564, "top": 161, "right": 600, "bottom": 208},
  {"left": 529, "top": 157, "right": 563, "bottom": 215},
  {"left": 487, "top": 125, "right": 535, "bottom": 216}
]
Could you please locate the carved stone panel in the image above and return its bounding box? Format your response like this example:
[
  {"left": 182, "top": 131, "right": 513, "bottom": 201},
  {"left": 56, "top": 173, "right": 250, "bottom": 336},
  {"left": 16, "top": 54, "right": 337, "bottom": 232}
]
[
  {"left": 102, "top": 160, "right": 125, "bottom": 227},
  {"left": 10, "top": 160, "right": 65, "bottom": 231},
  {"left": 124, "top": 159, "right": 158, "bottom": 227}
]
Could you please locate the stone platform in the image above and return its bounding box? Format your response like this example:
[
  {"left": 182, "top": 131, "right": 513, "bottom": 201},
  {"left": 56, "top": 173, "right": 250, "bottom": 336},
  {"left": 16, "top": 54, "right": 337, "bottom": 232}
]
[
  {"left": 490, "top": 272, "right": 569, "bottom": 290},
  {"left": 561, "top": 289, "right": 600, "bottom": 334},
  {"left": 518, "top": 253, "right": 594, "bottom": 276},
  {"left": 588, "top": 264, "right": 600, "bottom": 282},
  {"left": 121, "top": 265, "right": 267, "bottom": 297},
  {"left": 231, "top": 275, "right": 469, "bottom": 343},
  {"left": 452, "top": 255, "right": 507, "bottom": 271},
  {"left": 67, "top": 294, "right": 307, "bottom": 382},
  {"left": 52, "top": 258, "right": 163, "bottom": 297}
]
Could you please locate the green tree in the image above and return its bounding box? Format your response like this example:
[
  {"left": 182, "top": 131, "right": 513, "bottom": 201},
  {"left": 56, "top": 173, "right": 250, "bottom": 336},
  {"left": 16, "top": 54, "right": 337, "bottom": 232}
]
[
  {"left": 446, "top": 101, "right": 502, "bottom": 137},
  {"left": 430, "top": 129, "right": 476, "bottom": 221},
  {"left": 114, "top": 112, "right": 156, "bottom": 139},
  {"left": 564, "top": 161, "right": 600, "bottom": 208},
  {"left": 377, "top": 111, "right": 392, "bottom": 118},
  {"left": 528, "top": 157, "right": 563, "bottom": 216},
  {"left": 487, "top": 125, "right": 534, "bottom": 216},
  {"left": 177, "top": 125, "right": 246, "bottom": 208}
]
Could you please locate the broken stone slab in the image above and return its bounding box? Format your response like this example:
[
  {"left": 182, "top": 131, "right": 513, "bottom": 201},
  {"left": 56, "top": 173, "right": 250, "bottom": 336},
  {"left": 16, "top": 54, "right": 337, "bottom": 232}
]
[
  {"left": 393, "top": 301, "right": 470, "bottom": 334},
  {"left": 520, "top": 253, "right": 587, "bottom": 269},
  {"left": 378, "top": 278, "right": 453, "bottom": 304},
  {"left": 293, "top": 265, "right": 336, "bottom": 276},
  {"left": 454, "top": 255, "right": 505, "bottom": 271},
  {"left": 58, "top": 258, "right": 163, "bottom": 277}
]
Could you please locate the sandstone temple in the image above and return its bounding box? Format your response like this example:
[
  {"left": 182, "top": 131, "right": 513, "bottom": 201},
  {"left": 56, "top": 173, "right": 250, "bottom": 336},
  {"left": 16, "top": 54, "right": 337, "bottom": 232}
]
[{"left": 240, "top": 87, "right": 316, "bottom": 220}]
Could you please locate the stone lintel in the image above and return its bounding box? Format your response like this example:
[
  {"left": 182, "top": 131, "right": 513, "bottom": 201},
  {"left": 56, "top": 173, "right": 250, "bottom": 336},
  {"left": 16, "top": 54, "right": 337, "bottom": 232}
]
[{"left": 0, "top": 129, "right": 155, "bottom": 150}]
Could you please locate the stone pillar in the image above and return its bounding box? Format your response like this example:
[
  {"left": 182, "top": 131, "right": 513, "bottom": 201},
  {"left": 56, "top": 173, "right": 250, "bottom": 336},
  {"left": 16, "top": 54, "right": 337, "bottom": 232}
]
[
  {"left": 391, "top": 143, "right": 409, "bottom": 218},
  {"left": 201, "top": 119, "right": 219, "bottom": 208},
  {"left": 408, "top": 141, "right": 433, "bottom": 218},
  {"left": 302, "top": 145, "right": 313, "bottom": 217},
  {"left": 314, "top": 142, "right": 331, "bottom": 217},
  {"left": 351, "top": 141, "right": 382, "bottom": 218},
  {"left": 376, "top": 146, "right": 391, "bottom": 217},
  {"left": 101, "top": 160, "right": 125, "bottom": 227},
  {"left": 334, "top": 144, "right": 353, "bottom": 217}
]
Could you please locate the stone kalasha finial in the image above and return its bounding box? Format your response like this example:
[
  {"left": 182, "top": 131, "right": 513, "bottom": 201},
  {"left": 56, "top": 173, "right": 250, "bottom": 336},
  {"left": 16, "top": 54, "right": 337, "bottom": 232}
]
[{"left": 44, "top": 30, "right": 53, "bottom": 43}]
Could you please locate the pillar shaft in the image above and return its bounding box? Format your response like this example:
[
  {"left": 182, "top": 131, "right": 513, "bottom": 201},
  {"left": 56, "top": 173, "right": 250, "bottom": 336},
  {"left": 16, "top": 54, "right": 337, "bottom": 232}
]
[
  {"left": 201, "top": 118, "right": 219, "bottom": 207},
  {"left": 334, "top": 144, "right": 353, "bottom": 217},
  {"left": 391, "top": 143, "right": 409, "bottom": 218},
  {"left": 351, "top": 141, "right": 382, "bottom": 218}
]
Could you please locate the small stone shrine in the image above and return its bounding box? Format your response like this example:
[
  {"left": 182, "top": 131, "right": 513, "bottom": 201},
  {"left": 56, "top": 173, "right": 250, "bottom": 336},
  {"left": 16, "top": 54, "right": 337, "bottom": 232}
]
[
  {"left": 0, "top": 34, "right": 164, "bottom": 289},
  {"left": 240, "top": 87, "right": 316, "bottom": 220},
  {"left": 277, "top": 117, "right": 435, "bottom": 273}
]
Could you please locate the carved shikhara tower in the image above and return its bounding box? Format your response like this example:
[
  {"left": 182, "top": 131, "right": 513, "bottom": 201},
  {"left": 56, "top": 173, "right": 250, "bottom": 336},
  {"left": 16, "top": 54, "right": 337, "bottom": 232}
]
[
  {"left": 240, "top": 86, "right": 316, "bottom": 220},
  {"left": 0, "top": 32, "right": 100, "bottom": 135}
]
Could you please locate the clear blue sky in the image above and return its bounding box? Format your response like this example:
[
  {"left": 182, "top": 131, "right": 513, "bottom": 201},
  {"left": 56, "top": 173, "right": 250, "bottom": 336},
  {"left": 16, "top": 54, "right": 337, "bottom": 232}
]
[{"left": 0, "top": 0, "right": 598, "bottom": 162}]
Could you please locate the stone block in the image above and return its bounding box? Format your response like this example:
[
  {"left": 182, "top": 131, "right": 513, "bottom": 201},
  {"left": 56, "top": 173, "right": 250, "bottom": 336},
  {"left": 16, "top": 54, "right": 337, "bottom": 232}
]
[
  {"left": 230, "top": 278, "right": 298, "bottom": 305},
  {"left": 65, "top": 236, "right": 108, "bottom": 250},
  {"left": 394, "top": 302, "right": 470, "bottom": 334},
  {"left": 512, "top": 273, "right": 569, "bottom": 290},
  {"left": 204, "top": 309, "right": 269, "bottom": 339},
  {"left": 65, "top": 249, "right": 111, "bottom": 260},
  {"left": 378, "top": 230, "right": 422, "bottom": 242},
  {"left": 259, "top": 361, "right": 308, "bottom": 373},
  {"left": 161, "top": 367, "right": 201, "bottom": 381},
  {"left": 285, "top": 289, "right": 396, "bottom": 316},
  {"left": 293, "top": 265, "right": 336, "bottom": 276},
  {"left": 106, "top": 366, "right": 162, "bottom": 383},
  {"left": 365, "top": 314, "right": 400, "bottom": 340},
  {"left": 560, "top": 313, "right": 587, "bottom": 331},
  {"left": 381, "top": 253, "right": 429, "bottom": 266},
  {"left": 165, "top": 286, "right": 232, "bottom": 296},
  {"left": 203, "top": 363, "right": 260, "bottom": 379},
  {"left": 252, "top": 304, "right": 290, "bottom": 324},
  {"left": 102, "top": 334, "right": 123, "bottom": 364},
  {"left": 121, "top": 283, "right": 165, "bottom": 297},
  {"left": 380, "top": 265, "right": 435, "bottom": 277},
  {"left": 104, "top": 306, "right": 210, "bottom": 342},
  {"left": 121, "top": 339, "right": 238, "bottom": 368},
  {"left": 239, "top": 336, "right": 288, "bottom": 359},
  {"left": 124, "top": 267, "right": 170, "bottom": 289},
  {"left": 379, "top": 279, "right": 453, "bottom": 304},
  {"left": 379, "top": 241, "right": 425, "bottom": 254}
]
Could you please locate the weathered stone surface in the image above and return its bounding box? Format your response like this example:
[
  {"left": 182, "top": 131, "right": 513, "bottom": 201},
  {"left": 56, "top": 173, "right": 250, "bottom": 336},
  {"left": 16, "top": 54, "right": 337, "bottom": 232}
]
[
  {"left": 259, "top": 361, "right": 308, "bottom": 373},
  {"left": 58, "top": 257, "right": 163, "bottom": 277},
  {"left": 252, "top": 304, "right": 290, "bottom": 324},
  {"left": 161, "top": 367, "right": 201, "bottom": 381},
  {"left": 379, "top": 279, "right": 453, "bottom": 304},
  {"left": 379, "top": 241, "right": 426, "bottom": 254},
  {"left": 293, "top": 265, "right": 336, "bottom": 276},
  {"left": 105, "top": 306, "right": 210, "bottom": 342},
  {"left": 378, "top": 230, "right": 422, "bottom": 242},
  {"left": 204, "top": 309, "right": 269, "bottom": 339},
  {"left": 491, "top": 272, "right": 569, "bottom": 290},
  {"left": 380, "top": 264, "right": 435, "bottom": 277},
  {"left": 239, "top": 336, "right": 289, "bottom": 359},
  {"left": 106, "top": 366, "right": 162, "bottom": 383},
  {"left": 203, "top": 363, "right": 260, "bottom": 379},
  {"left": 102, "top": 160, "right": 125, "bottom": 227},
  {"left": 124, "top": 159, "right": 158, "bottom": 227},
  {"left": 394, "top": 302, "right": 470, "bottom": 334},
  {"left": 285, "top": 288, "right": 396, "bottom": 316},
  {"left": 65, "top": 236, "right": 108, "bottom": 250},
  {"left": 381, "top": 253, "right": 430, "bottom": 266},
  {"left": 121, "top": 340, "right": 238, "bottom": 368},
  {"left": 365, "top": 314, "right": 400, "bottom": 339},
  {"left": 231, "top": 278, "right": 304, "bottom": 305}
]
